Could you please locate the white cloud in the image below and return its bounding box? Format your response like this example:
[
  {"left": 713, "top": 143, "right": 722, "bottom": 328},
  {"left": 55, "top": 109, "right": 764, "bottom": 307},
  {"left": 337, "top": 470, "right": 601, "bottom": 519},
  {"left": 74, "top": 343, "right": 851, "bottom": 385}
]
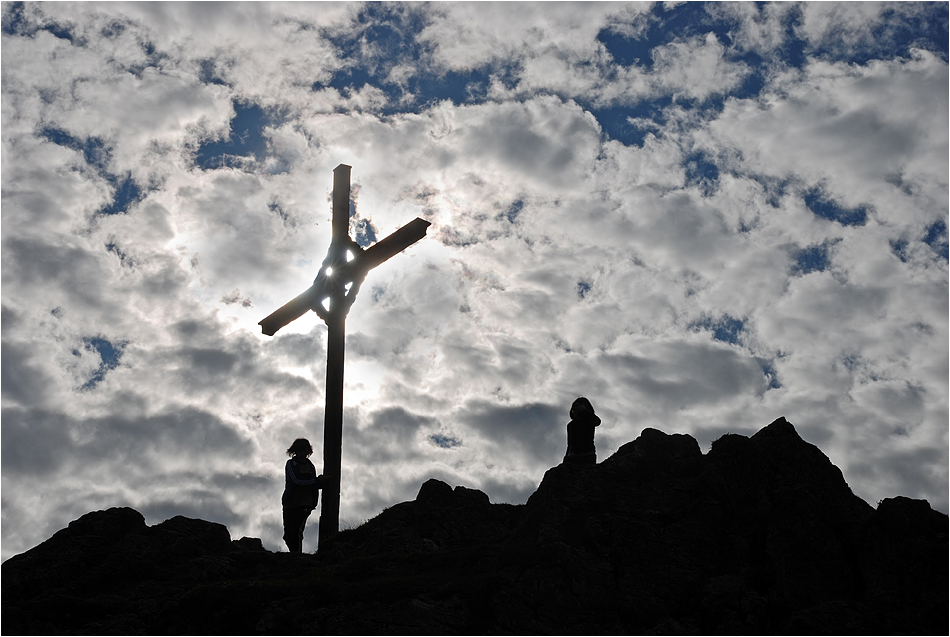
[
  {"left": 702, "top": 52, "right": 948, "bottom": 213},
  {"left": 419, "top": 2, "right": 631, "bottom": 72},
  {"left": 795, "top": 2, "right": 922, "bottom": 58},
  {"left": 417, "top": 2, "right": 749, "bottom": 108},
  {"left": 709, "top": 2, "right": 797, "bottom": 56},
  {"left": 651, "top": 33, "right": 750, "bottom": 101}
]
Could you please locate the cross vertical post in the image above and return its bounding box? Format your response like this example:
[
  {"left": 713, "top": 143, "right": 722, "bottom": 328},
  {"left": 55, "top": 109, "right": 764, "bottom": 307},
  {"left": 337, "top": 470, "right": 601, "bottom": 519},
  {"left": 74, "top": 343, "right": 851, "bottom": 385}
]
[
  {"left": 319, "top": 164, "right": 350, "bottom": 548},
  {"left": 258, "top": 164, "right": 431, "bottom": 551}
]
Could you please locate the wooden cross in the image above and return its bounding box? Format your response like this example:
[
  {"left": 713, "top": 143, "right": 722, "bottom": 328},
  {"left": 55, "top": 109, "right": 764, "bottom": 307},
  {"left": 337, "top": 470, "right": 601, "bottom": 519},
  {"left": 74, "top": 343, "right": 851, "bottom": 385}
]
[{"left": 259, "top": 164, "right": 430, "bottom": 547}]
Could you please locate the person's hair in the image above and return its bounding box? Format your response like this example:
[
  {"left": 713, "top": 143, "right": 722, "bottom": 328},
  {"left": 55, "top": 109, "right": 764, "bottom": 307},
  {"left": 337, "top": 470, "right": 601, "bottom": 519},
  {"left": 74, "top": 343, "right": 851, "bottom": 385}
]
[
  {"left": 572, "top": 396, "right": 595, "bottom": 416},
  {"left": 287, "top": 438, "right": 313, "bottom": 458}
]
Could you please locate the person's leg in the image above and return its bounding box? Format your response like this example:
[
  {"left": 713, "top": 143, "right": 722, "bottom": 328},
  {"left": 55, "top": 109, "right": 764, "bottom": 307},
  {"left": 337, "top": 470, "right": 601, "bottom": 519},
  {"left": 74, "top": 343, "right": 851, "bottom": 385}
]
[
  {"left": 296, "top": 509, "right": 312, "bottom": 552},
  {"left": 283, "top": 507, "right": 304, "bottom": 552}
]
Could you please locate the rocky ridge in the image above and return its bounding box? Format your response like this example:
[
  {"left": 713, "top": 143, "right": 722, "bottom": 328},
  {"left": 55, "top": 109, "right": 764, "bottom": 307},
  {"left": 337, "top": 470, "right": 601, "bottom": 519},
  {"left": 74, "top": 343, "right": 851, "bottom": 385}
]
[{"left": 3, "top": 417, "right": 947, "bottom": 635}]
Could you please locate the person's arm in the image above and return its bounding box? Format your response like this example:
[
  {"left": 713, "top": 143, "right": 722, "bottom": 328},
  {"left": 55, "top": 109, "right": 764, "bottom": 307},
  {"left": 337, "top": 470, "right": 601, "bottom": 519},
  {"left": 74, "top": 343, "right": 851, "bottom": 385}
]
[{"left": 311, "top": 473, "right": 325, "bottom": 509}]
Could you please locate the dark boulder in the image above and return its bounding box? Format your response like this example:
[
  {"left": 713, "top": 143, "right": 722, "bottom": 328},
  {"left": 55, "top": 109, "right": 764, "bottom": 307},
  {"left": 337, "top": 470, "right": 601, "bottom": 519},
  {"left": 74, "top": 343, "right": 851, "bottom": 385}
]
[
  {"left": 708, "top": 418, "right": 875, "bottom": 615},
  {"left": 328, "top": 478, "right": 522, "bottom": 557},
  {"left": 62, "top": 506, "right": 147, "bottom": 539},
  {"left": 232, "top": 536, "right": 267, "bottom": 552},
  {"left": 2, "top": 507, "right": 149, "bottom": 603},
  {"left": 858, "top": 496, "right": 949, "bottom": 634}
]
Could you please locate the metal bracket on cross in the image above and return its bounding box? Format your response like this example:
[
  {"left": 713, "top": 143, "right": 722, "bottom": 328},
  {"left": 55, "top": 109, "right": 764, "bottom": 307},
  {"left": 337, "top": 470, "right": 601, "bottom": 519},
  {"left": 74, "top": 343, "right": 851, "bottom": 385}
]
[{"left": 258, "top": 210, "right": 430, "bottom": 336}]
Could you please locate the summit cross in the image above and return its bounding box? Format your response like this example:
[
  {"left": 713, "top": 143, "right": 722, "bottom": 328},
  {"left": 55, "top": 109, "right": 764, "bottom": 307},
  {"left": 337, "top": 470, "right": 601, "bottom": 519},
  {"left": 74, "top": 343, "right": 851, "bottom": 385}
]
[{"left": 258, "top": 164, "right": 430, "bottom": 548}]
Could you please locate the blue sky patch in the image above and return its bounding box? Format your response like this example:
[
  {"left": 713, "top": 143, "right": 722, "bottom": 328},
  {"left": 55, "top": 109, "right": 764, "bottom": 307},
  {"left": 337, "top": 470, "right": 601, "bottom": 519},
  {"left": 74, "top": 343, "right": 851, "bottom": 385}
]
[
  {"left": 1, "top": 2, "right": 29, "bottom": 35},
  {"left": 813, "top": 3, "right": 948, "bottom": 65},
  {"left": 777, "top": 11, "right": 808, "bottom": 68},
  {"left": 105, "top": 241, "right": 131, "bottom": 266},
  {"left": 714, "top": 4, "right": 807, "bottom": 68},
  {"left": 125, "top": 41, "right": 167, "bottom": 79},
  {"left": 306, "top": 0, "right": 837, "bottom": 142},
  {"left": 412, "top": 68, "right": 493, "bottom": 106},
  {"left": 198, "top": 59, "right": 229, "bottom": 86},
  {"left": 589, "top": 96, "right": 673, "bottom": 146},
  {"left": 41, "top": 19, "right": 75, "bottom": 43},
  {"left": 99, "top": 18, "right": 127, "bottom": 39},
  {"left": 889, "top": 238, "right": 910, "bottom": 263},
  {"left": 598, "top": 2, "right": 724, "bottom": 71},
  {"left": 732, "top": 61, "right": 768, "bottom": 100},
  {"left": 195, "top": 102, "right": 270, "bottom": 170},
  {"left": 327, "top": 66, "right": 496, "bottom": 112},
  {"left": 791, "top": 240, "right": 839, "bottom": 275},
  {"left": 762, "top": 363, "right": 782, "bottom": 390},
  {"left": 924, "top": 219, "right": 949, "bottom": 260},
  {"left": 40, "top": 127, "right": 110, "bottom": 170},
  {"left": 99, "top": 174, "right": 142, "bottom": 216},
  {"left": 891, "top": 220, "right": 949, "bottom": 262},
  {"left": 319, "top": 2, "right": 514, "bottom": 115},
  {"left": 577, "top": 281, "right": 592, "bottom": 299},
  {"left": 267, "top": 199, "right": 293, "bottom": 227},
  {"left": 2, "top": 1, "right": 83, "bottom": 44},
  {"left": 597, "top": 2, "right": 949, "bottom": 83},
  {"left": 347, "top": 186, "right": 379, "bottom": 248},
  {"left": 40, "top": 127, "right": 144, "bottom": 214},
  {"left": 597, "top": 1, "right": 790, "bottom": 87},
  {"left": 429, "top": 433, "right": 461, "bottom": 449},
  {"left": 322, "top": 4, "right": 430, "bottom": 106},
  {"left": 747, "top": 175, "right": 791, "bottom": 209},
  {"left": 690, "top": 314, "right": 745, "bottom": 345},
  {"left": 503, "top": 199, "right": 524, "bottom": 224},
  {"left": 684, "top": 150, "right": 720, "bottom": 196},
  {"left": 804, "top": 188, "right": 869, "bottom": 227},
  {"left": 597, "top": 27, "right": 654, "bottom": 69},
  {"left": 79, "top": 337, "right": 125, "bottom": 390},
  {"left": 354, "top": 218, "right": 378, "bottom": 248},
  {"left": 589, "top": 105, "right": 650, "bottom": 146}
]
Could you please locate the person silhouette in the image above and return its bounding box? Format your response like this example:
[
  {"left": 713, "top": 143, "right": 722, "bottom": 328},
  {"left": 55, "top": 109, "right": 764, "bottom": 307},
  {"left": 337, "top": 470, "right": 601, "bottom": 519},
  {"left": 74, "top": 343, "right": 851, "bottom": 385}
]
[
  {"left": 281, "top": 438, "right": 325, "bottom": 553},
  {"left": 562, "top": 397, "right": 601, "bottom": 465}
]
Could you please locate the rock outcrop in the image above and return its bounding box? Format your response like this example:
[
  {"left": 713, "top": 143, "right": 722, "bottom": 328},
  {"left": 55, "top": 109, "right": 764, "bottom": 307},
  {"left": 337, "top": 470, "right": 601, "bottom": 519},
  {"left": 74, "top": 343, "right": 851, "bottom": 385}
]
[{"left": 3, "top": 417, "right": 947, "bottom": 635}]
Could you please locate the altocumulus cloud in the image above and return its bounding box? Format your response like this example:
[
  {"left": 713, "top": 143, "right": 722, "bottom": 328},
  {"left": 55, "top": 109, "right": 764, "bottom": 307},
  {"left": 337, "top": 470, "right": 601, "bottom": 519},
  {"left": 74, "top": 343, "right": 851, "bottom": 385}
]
[{"left": 2, "top": 2, "right": 947, "bottom": 558}]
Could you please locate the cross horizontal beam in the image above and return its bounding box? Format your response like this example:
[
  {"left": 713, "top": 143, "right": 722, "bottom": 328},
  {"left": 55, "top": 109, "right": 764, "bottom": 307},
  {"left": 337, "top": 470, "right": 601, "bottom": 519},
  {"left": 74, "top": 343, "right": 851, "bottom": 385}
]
[
  {"left": 335, "top": 217, "right": 432, "bottom": 280},
  {"left": 258, "top": 217, "right": 431, "bottom": 336},
  {"left": 258, "top": 284, "right": 320, "bottom": 337}
]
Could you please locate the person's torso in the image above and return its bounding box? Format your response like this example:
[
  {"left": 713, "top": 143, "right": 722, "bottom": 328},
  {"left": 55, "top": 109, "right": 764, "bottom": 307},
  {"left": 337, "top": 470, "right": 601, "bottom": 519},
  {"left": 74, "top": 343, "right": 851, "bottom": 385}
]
[
  {"left": 282, "top": 458, "right": 318, "bottom": 508},
  {"left": 290, "top": 458, "right": 316, "bottom": 482},
  {"left": 567, "top": 419, "right": 596, "bottom": 452}
]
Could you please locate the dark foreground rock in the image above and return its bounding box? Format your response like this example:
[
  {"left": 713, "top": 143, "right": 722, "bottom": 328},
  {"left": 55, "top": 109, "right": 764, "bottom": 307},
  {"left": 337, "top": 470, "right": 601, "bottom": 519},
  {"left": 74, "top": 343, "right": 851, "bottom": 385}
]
[{"left": 3, "top": 417, "right": 947, "bottom": 635}]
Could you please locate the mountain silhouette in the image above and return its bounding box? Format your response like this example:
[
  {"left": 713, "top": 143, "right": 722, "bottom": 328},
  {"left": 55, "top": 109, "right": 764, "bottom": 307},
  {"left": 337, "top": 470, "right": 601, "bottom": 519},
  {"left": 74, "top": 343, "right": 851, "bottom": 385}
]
[{"left": 3, "top": 417, "right": 946, "bottom": 635}]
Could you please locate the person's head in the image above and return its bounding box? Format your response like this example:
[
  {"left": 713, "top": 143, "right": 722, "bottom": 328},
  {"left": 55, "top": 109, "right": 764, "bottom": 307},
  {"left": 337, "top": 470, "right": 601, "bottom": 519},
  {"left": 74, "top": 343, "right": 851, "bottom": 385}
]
[
  {"left": 570, "top": 396, "right": 594, "bottom": 419},
  {"left": 287, "top": 438, "right": 313, "bottom": 458}
]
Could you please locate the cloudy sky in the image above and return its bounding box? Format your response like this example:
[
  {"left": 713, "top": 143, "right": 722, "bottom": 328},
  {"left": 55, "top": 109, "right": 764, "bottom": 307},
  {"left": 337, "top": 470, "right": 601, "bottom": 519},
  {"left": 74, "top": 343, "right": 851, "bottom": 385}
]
[{"left": 2, "top": 1, "right": 947, "bottom": 558}]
